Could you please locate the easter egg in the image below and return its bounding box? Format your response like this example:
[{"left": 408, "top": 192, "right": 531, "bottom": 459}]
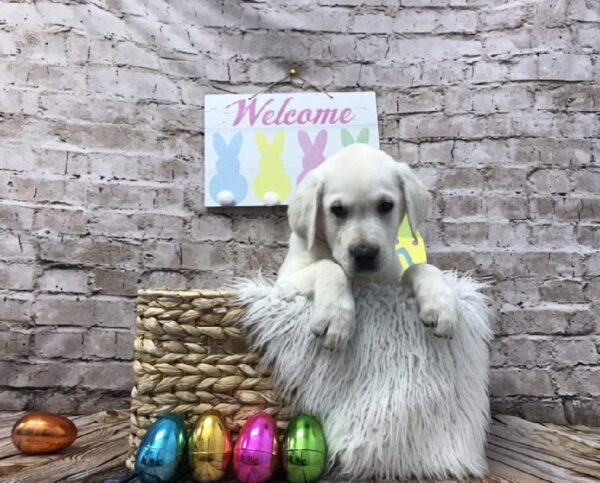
[
  {"left": 283, "top": 414, "right": 327, "bottom": 483},
  {"left": 233, "top": 412, "right": 279, "bottom": 483},
  {"left": 135, "top": 414, "right": 187, "bottom": 483},
  {"left": 188, "top": 410, "right": 233, "bottom": 482},
  {"left": 11, "top": 412, "right": 77, "bottom": 454}
]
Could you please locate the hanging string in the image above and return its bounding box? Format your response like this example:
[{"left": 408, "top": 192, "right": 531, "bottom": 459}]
[{"left": 249, "top": 67, "right": 333, "bottom": 100}]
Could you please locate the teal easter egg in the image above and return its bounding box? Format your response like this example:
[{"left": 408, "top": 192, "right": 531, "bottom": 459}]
[
  {"left": 283, "top": 414, "right": 327, "bottom": 483},
  {"left": 135, "top": 414, "right": 187, "bottom": 483}
]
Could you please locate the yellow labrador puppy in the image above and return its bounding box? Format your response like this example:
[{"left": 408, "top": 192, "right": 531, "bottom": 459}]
[{"left": 278, "top": 144, "right": 457, "bottom": 351}]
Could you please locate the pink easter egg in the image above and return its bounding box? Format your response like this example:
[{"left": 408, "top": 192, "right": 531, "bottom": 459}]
[{"left": 233, "top": 412, "right": 279, "bottom": 483}]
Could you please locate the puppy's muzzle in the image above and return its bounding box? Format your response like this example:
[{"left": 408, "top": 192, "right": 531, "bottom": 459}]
[{"left": 350, "top": 244, "right": 380, "bottom": 272}]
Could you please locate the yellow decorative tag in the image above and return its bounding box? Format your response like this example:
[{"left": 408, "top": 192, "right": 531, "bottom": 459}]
[{"left": 396, "top": 215, "right": 427, "bottom": 272}]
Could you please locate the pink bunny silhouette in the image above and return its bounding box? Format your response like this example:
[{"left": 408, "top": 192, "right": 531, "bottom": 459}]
[{"left": 297, "top": 130, "right": 328, "bottom": 184}]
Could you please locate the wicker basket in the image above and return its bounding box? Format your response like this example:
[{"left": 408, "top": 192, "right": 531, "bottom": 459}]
[{"left": 126, "top": 289, "right": 291, "bottom": 469}]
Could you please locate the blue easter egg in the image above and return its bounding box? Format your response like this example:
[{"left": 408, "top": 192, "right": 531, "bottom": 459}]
[{"left": 135, "top": 414, "right": 187, "bottom": 483}]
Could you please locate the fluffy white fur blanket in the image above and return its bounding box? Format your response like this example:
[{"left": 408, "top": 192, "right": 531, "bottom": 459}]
[{"left": 234, "top": 272, "right": 492, "bottom": 480}]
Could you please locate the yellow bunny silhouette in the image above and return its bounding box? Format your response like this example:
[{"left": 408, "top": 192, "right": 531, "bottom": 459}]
[
  {"left": 396, "top": 214, "right": 427, "bottom": 272},
  {"left": 253, "top": 131, "right": 292, "bottom": 203}
]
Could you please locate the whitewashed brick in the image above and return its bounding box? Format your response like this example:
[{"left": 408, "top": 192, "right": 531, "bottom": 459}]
[
  {"left": 0, "top": 263, "right": 35, "bottom": 290},
  {"left": 38, "top": 269, "right": 88, "bottom": 294},
  {"left": 0, "top": 0, "right": 596, "bottom": 425}
]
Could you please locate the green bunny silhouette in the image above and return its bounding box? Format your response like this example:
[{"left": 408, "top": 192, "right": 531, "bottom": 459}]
[
  {"left": 253, "top": 131, "right": 292, "bottom": 203},
  {"left": 341, "top": 128, "right": 370, "bottom": 146}
]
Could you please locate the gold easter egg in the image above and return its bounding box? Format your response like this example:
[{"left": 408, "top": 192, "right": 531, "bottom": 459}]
[
  {"left": 11, "top": 412, "right": 78, "bottom": 454},
  {"left": 188, "top": 410, "right": 233, "bottom": 482}
]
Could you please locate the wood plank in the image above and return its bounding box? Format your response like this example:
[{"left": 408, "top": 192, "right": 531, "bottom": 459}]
[
  {"left": 0, "top": 412, "right": 129, "bottom": 476},
  {"left": 62, "top": 439, "right": 130, "bottom": 482},
  {"left": 486, "top": 457, "right": 549, "bottom": 483},
  {"left": 0, "top": 422, "right": 120, "bottom": 459},
  {"left": 0, "top": 413, "right": 25, "bottom": 423},
  {"left": 0, "top": 425, "right": 129, "bottom": 466},
  {"left": 538, "top": 424, "right": 600, "bottom": 450},
  {"left": 15, "top": 438, "right": 127, "bottom": 483},
  {"left": 0, "top": 414, "right": 24, "bottom": 439},
  {"left": 495, "top": 415, "right": 600, "bottom": 449},
  {"left": 0, "top": 411, "right": 127, "bottom": 441},
  {"left": 0, "top": 423, "right": 130, "bottom": 463},
  {"left": 492, "top": 437, "right": 600, "bottom": 481},
  {"left": 1, "top": 427, "right": 129, "bottom": 483},
  {"left": 0, "top": 412, "right": 599, "bottom": 482},
  {"left": 491, "top": 415, "right": 600, "bottom": 475},
  {"left": 490, "top": 432, "right": 600, "bottom": 479},
  {"left": 0, "top": 414, "right": 89, "bottom": 440},
  {"left": 487, "top": 443, "right": 591, "bottom": 483},
  {"left": 85, "top": 469, "right": 137, "bottom": 483},
  {"left": 0, "top": 412, "right": 129, "bottom": 461}
]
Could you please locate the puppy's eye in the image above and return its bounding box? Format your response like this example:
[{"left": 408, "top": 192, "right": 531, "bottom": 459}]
[
  {"left": 378, "top": 200, "right": 394, "bottom": 215},
  {"left": 330, "top": 203, "right": 347, "bottom": 218}
]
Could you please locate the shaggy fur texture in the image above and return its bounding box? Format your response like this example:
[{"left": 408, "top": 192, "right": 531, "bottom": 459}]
[{"left": 234, "top": 272, "right": 492, "bottom": 480}]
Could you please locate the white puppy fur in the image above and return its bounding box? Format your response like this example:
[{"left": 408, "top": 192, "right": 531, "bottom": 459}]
[{"left": 278, "top": 144, "right": 458, "bottom": 351}]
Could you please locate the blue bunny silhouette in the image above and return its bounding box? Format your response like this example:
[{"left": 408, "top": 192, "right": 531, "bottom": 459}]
[{"left": 209, "top": 132, "right": 248, "bottom": 205}]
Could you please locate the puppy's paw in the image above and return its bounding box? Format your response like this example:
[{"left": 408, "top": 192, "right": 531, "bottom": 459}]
[
  {"left": 418, "top": 292, "right": 458, "bottom": 338},
  {"left": 310, "top": 297, "right": 356, "bottom": 351}
]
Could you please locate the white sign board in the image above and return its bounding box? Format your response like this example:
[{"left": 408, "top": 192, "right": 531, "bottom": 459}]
[{"left": 204, "top": 92, "right": 379, "bottom": 207}]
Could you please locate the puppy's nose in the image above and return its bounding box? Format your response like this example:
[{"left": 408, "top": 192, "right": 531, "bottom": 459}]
[{"left": 350, "top": 244, "right": 380, "bottom": 271}]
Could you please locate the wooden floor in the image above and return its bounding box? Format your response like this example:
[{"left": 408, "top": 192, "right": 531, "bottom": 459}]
[{"left": 0, "top": 411, "right": 599, "bottom": 482}]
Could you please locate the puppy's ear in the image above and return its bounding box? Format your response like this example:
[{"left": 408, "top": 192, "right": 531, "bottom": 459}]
[
  {"left": 395, "top": 163, "right": 431, "bottom": 238},
  {"left": 288, "top": 170, "right": 323, "bottom": 250}
]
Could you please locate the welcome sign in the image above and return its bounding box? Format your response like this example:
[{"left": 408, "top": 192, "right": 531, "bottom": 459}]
[{"left": 204, "top": 92, "right": 379, "bottom": 207}]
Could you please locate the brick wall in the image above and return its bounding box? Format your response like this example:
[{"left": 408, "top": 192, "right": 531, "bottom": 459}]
[{"left": 0, "top": 0, "right": 598, "bottom": 424}]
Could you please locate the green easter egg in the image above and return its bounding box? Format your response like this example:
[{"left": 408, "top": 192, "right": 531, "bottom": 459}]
[{"left": 283, "top": 414, "right": 327, "bottom": 483}]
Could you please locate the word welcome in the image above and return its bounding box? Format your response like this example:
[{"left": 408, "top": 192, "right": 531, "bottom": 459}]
[{"left": 227, "top": 96, "right": 355, "bottom": 127}]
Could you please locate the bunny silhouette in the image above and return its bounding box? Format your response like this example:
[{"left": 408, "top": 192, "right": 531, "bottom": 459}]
[
  {"left": 395, "top": 214, "right": 427, "bottom": 272},
  {"left": 253, "top": 131, "right": 292, "bottom": 203},
  {"left": 341, "top": 127, "right": 370, "bottom": 146},
  {"left": 297, "top": 129, "right": 328, "bottom": 184},
  {"left": 209, "top": 132, "right": 248, "bottom": 205}
]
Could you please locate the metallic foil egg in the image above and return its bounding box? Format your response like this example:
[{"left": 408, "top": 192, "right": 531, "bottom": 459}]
[
  {"left": 283, "top": 414, "right": 327, "bottom": 483},
  {"left": 233, "top": 412, "right": 279, "bottom": 483},
  {"left": 188, "top": 410, "right": 233, "bottom": 482},
  {"left": 135, "top": 414, "right": 187, "bottom": 483},
  {"left": 11, "top": 412, "right": 78, "bottom": 454}
]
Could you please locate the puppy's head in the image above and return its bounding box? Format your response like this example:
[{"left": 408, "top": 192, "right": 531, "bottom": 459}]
[{"left": 288, "top": 144, "right": 430, "bottom": 277}]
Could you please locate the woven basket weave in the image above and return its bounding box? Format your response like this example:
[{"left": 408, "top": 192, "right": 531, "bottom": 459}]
[{"left": 126, "top": 289, "right": 291, "bottom": 469}]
